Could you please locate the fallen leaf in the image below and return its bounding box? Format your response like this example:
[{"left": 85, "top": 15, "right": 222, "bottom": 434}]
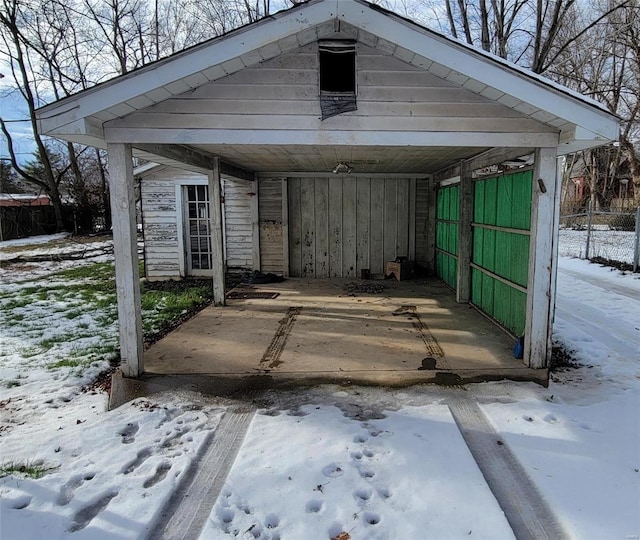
[{"left": 331, "top": 533, "right": 350, "bottom": 540}]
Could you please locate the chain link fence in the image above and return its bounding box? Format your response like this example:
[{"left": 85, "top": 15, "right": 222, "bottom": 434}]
[{"left": 559, "top": 205, "right": 640, "bottom": 272}]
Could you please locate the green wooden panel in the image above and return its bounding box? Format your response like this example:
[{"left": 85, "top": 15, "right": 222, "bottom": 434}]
[
  {"left": 471, "top": 170, "right": 533, "bottom": 336},
  {"left": 436, "top": 185, "right": 461, "bottom": 289}
]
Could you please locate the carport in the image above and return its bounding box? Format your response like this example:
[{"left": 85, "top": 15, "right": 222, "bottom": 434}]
[{"left": 35, "top": 0, "right": 619, "bottom": 383}]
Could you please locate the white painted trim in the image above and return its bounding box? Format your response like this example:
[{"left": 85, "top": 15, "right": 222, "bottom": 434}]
[
  {"left": 208, "top": 161, "right": 226, "bottom": 306},
  {"left": 338, "top": 1, "right": 618, "bottom": 140},
  {"left": 439, "top": 176, "right": 460, "bottom": 186},
  {"left": 524, "top": 147, "right": 557, "bottom": 369},
  {"left": 175, "top": 184, "right": 186, "bottom": 278},
  {"left": 36, "top": 0, "right": 333, "bottom": 131},
  {"left": 37, "top": 0, "right": 618, "bottom": 149},
  {"left": 548, "top": 156, "right": 563, "bottom": 329},
  {"left": 104, "top": 128, "right": 561, "bottom": 148},
  {"left": 107, "top": 143, "right": 144, "bottom": 377}
]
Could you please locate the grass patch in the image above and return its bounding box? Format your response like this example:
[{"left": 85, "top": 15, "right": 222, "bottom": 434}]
[
  {"left": 3, "top": 259, "right": 212, "bottom": 377},
  {"left": 4, "top": 380, "right": 22, "bottom": 388},
  {"left": 0, "top": 460, "right": 56, "bottom": 479},
  {"left": 47, "top": 358, "right": 84, "bottom": 369}
]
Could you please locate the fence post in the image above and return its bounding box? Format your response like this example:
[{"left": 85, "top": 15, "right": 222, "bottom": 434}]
[
  {"left": 585, "top": 200, "right": 593, "bottom": 259},
  {"left": 634, "top": 206, "right": 640, "bottom": 273}
]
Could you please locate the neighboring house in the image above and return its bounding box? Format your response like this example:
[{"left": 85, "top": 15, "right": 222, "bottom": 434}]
[
  {"left": 35, "top": 0, "right": 619, "bottom": 377},
  {"left": 0, "top": 194, "right": 56, "bottom": 240},
  {"left": 562, "top": 154, "right": 636, "bottom": 213}
]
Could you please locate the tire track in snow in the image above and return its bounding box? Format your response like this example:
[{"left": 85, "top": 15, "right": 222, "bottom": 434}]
[
  {"left": 555, "top": 294, "right": 640, "bottom": 360},
  {"left": 558, "top": 267, "right": 640, "bottom": 300}
]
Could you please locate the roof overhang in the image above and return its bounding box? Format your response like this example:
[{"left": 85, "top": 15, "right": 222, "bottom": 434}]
[{"left": 36, "top": 0, "right": 619, "bottom": 174}]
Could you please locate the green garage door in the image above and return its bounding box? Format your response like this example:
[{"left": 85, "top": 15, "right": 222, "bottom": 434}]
[
  {"left": 471, "top": 170, "right": 532, "bottom": 336},
  {"left": 435, "top": 184, "right": 459, "bottom": 289}
]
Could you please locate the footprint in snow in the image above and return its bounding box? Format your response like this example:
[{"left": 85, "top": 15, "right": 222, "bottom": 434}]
[
  {"left": 10, "top": 496, "right": 31, "bottom": 510},
  {"left": 122, "top": 448, "right": 152, "bottom": 475},
  {"left": 377, "top": 486, "right": 392, "bottom": 499},
  {"left": 544, "top": 414, "right": 558, "bottom": 423},
  {"left": 143, "top": 462, "right": 171, "bottom": 488},
  {"left": 322, "top": 463, "right": 344, "bottom": 478},
  {"left": 305, "top": 499, "right": 324, "bottom": 513},
  {"left": 57, "top": 472, "right": 96, "bottom": 506},
  {"left": 354, "top": 487, "right": 373, "bottom": 501},
  {"left": 119, "top": 422, "right": 139, "bottom": 444},
  {"left": 68, "top": 491, "right": 117, "bottom": 532},
  {"left": 353, "top": 433, "right": 369, "bottom": 443},
  {"left": 363, "top": 511, "right": 381, "bottom": 525},
  {"left": 265, "top": 514, "right": 280, "bottom": 528}
]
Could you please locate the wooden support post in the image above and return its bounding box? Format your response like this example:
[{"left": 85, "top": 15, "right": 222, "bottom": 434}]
[
  {"left": 425, "top": 176, "right": 437, "bottom": 273},
  {"left": 107, "top": 143, "right": 143, "bottom": 378},
  {"left": 457, "top": 161, "right": 473, "bottom": 303},
  {"left": 251, "top": 174, "right": 261, "bottom": 271},
  {"left": 524, "top": 147, "right": 558, "bottom": 368},
  {"left": 282, "top": 178, "right": 290, "bottom": 278},
  {"left": 208, "top": 159, "right": 226, "bottom": 306},
  {"left": 408, "top": 178, "right": 416, "bottom": 261}
]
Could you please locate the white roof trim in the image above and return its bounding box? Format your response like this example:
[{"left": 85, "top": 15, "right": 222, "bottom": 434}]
[{"left": 36, "top": 0, "right": 619, "bottom": 148}]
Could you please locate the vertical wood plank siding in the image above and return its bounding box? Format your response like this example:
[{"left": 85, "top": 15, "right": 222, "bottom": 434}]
[
  {"left": 141, "top": 171, "right": 185, "bottom": 280},
  {"left": 287, "top": 177, "right": 413, "bottom": 277},
  {"left": 471, "top": 170, "right": 532, "bottom": 336},
  {"left": 258, "top": 177, "right": 284, "bottom": 273},
  {"left": 223, "top": 180, "right": 253, "bottom": 271},
  {"left": 140, "top": 168, "right": 253, "bottom": 279},
  {"left": 414, "top": 178, "right": 430, "bottom": 267}
]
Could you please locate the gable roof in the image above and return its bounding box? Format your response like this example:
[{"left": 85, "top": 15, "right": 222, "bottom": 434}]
[{"left": 36, "top": 0, "right": 619, "bottom": 169}]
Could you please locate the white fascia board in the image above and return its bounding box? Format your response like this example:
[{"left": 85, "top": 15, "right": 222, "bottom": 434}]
[
  {"left": 104, "top": 127, "right": 560, "bottom": 148},
  {"left": 35, "top": 0, "right": 332, "bottom": 135},
  {"left": 133, "top": 162, "right": 163, "bottom": 177},
  {"left": 557, "top": 127, "right": 614, "bottom": 155},
  {"left": 340, "top": 1, "right": 619, "bottom": 141}
]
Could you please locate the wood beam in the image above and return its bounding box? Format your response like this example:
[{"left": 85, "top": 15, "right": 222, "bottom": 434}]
[
  {"left": 107, "top": 143, "right": 144, "bottom": 377},
  {"left": 106, "top": 128, "right": 561, "bottom": 148},
  {"left": 134, "top": 143, "right": 255, "bottom": 182},
  {"left": 456, "top": 160, "right": 473, "bottom": 303},
  {"left": 208, "top": 159, "right": 226, "bottom": 306},
  {"left": 524, "top": 147, "right": 558, "bottom": 369}
]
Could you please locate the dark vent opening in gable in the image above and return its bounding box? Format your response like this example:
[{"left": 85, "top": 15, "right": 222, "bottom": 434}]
[{"left": 319, "top": 41, "right": 357, "bottom": 120}]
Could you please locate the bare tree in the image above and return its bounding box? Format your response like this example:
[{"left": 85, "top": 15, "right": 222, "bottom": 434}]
[{"left": 0, "top": 0, "right": 66, "bottom": 230}]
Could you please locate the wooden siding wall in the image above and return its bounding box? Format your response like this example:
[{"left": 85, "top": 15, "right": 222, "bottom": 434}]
[
  {"left": 223, "top": 180, "right": 253, "bottom": 271},
  {"left": 287, "top": 177, "right": 413, "bottom": 278},
  {"left": 414, "top": 178, "right": 430, "bottom": 267},
  {"left": 115, "top": 42, "right": 542, "bottom": 136},
  {"left": 140, "top": 168, "right": 253, "bottom": 279},
  {"left": 258, "top": 178, "right": 284, "bottom": 273},
  {"left": 141, "top": 170, "right": 185, "bottom": 280}
]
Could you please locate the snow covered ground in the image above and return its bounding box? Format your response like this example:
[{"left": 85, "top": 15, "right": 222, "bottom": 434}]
[{"left": 1, "top": 235, "right": 639, "bottom": 539}]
